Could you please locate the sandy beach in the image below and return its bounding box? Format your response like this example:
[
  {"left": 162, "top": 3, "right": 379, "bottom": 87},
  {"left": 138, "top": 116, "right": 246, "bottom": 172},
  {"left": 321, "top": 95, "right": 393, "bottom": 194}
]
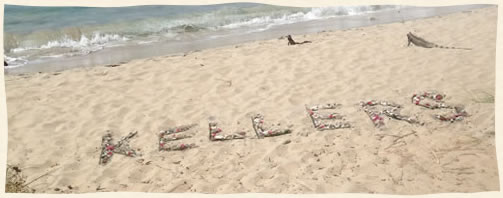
[{"left": 4, "top": 5, "right": 499, "bottom": 194}]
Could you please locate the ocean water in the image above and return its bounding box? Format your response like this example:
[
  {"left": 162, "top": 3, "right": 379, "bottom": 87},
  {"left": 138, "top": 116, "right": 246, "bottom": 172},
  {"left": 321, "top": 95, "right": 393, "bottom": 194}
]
[
  {"left": 3, "top": 3, "right": 490, "bottom": 73},
  {"left": 3, "top": 3, "right": 400, "bottom": 68}
]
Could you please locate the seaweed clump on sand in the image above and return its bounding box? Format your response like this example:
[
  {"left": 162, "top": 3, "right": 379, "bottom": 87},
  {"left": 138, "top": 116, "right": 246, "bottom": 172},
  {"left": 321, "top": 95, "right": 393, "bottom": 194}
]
[{"left": 5, "top": 165, "right": 35, "bottom": 193}]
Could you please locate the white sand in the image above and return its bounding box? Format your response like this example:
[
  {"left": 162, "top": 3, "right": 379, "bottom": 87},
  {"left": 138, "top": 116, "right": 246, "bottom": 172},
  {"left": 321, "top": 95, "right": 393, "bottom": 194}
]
[{"left": 5, "top": 6, "right": 499, "bottom": 194}]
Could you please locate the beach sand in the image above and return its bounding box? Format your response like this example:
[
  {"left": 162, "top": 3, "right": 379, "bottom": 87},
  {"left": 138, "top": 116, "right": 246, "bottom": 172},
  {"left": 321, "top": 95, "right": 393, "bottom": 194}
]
[{"left": 4, "top": 6, "right": 499, "bottom": 194}]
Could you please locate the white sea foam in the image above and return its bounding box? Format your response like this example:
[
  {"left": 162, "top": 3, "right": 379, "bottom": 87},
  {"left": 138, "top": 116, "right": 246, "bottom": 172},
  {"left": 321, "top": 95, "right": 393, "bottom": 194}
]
[
  {"left": 221, "top": 6, "right": 399, "bottom": 31},
  {"left": 10, "top": 33, "right": 129, "bottom": 53},
  {"left": 4, "top": 55, "right": 29, "bottom": 67},
  {"left": 40, "top": 33, "right": 128, "bottom": 49}
]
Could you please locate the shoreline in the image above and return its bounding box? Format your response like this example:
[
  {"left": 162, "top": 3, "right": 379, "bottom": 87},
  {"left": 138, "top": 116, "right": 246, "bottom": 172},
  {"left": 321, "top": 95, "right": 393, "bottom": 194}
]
[{"left": 4, "top": 4, "right": 491, "bottom": 75}]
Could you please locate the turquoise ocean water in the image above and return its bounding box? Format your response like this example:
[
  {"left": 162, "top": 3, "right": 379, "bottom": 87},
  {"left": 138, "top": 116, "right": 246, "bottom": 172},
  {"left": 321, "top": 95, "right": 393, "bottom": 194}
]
[
  {"left": 4, "top": 4, "right": 399, "bottom": 68},
  {"left": 3, "top": 3, "right": 489, "bottom": 72}
]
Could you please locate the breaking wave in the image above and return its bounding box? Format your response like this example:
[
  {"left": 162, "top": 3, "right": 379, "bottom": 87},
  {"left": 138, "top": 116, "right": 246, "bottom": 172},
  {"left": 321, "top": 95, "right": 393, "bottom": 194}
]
[{"left": 4, "top": 4, "right": 400, "bottom": 66}]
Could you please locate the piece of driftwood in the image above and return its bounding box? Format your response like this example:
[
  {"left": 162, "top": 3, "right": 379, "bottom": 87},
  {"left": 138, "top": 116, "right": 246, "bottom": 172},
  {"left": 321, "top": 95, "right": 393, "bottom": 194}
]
[
  {"left": 314, "top": 121, "right": 352, "bottom": 131},
  {"left": 208, "top": 119, "right": 246, "bottom": 141},
  {"left": 251, "top": 116, "right": 262, "bottom": 139},
  {"left": 287, "top": 35, "right": 312, "bottom": 46},
  {"left": 411, "top": 91, "right": 468, "bottom": 122},
  {"left": 159, "top": 124, "right": 198, "bottom": 151},
  {"left": 436, "top": 106, "right": 468, "bottom": 122},
  {"left": 99, "top": 131, "right": 139, "bottom": 165},
  {"left": 162, "top": 124, "right": 197, "bottom": 134},
  {"left": 407, "top": 32, "right": 471, "bottom": 50},
  {"left": 360, "top": 100, "right": 421, "bottom": 127},
  {"left": 411, "top": 91, "right": 450, "bottom": 109},
  {"left": 251, "top": 114, "right": 291, "bottom": 138},
  {"left": 305, "top": 104, "right": 351, "bottom": 131},
  {"left": 161, "top": 133, "right": 193, "bottom": 141}
]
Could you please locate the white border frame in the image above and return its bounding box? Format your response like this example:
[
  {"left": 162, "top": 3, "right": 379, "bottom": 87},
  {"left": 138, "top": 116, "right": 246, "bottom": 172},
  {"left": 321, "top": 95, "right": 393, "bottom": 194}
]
[{"left": 1, "top": 0, "right": 501, "bottom": 197}]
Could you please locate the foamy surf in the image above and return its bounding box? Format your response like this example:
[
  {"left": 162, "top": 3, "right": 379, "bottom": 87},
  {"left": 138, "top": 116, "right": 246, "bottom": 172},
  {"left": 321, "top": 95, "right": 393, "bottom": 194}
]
[
  {"left": 4, "top": 4, "right": 489, "bottom": 73},
  {"left": 4, "top": 4, "right": 401, "bottom": 67},
  {"left": 4, "top": 56, "right": 28, "bottom": 67}
]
